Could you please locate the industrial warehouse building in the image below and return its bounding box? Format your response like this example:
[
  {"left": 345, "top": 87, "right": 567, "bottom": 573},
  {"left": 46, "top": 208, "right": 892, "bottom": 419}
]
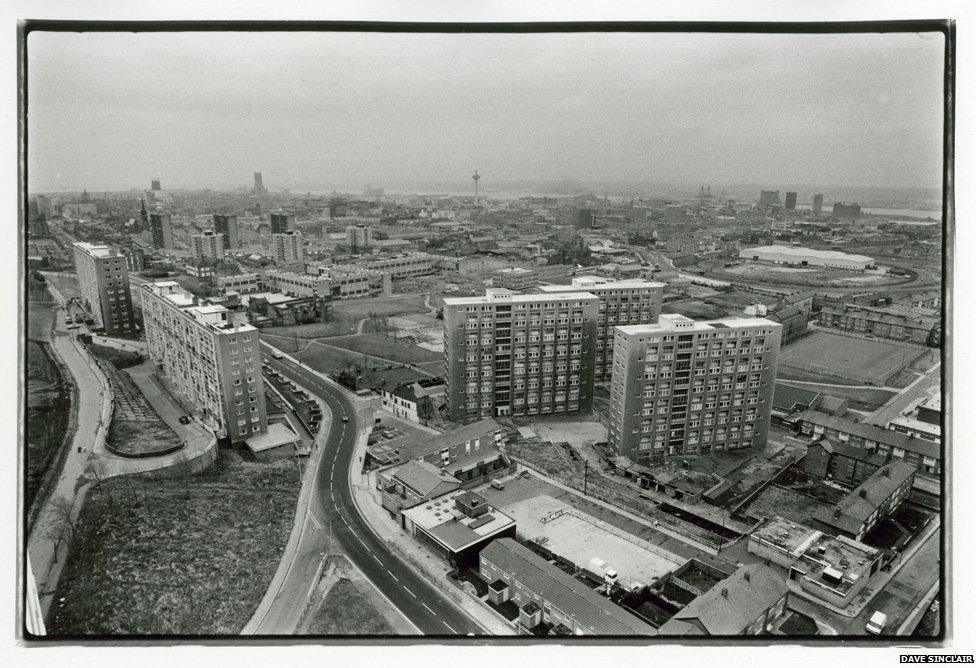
[{"left": 739, "top": 246, "right": 874, "bottom": 271}]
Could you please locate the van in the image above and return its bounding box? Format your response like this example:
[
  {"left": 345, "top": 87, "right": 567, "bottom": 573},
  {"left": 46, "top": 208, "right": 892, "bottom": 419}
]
[
  {"left": 272, "top": 351, "right": 284, "bottom": 360},
  {"left": 490, "top": 479, "right": 505, "bottom": 491},
  {"left": 865, "top": 611, "right": 887, "bottom": 635}
]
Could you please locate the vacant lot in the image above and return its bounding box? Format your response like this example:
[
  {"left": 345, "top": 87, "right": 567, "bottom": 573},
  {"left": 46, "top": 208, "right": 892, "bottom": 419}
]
[
  {"left": 738, "top": 484, "right": 828, "bottom": 526},
  {"left": 778, "top": 330, "right": 927, "bottom": 386},
  {"left": 48, "top": 451, "right": 300, "bottom": 635},
  {"left": 305, "top": 578, "right": 394, "bottom": 636},
  {"left": 87, "top": 343, "right": 142, "bottom": 369},
  {"left": 100, "top": 363, "right": 182, "bottom": 457}
]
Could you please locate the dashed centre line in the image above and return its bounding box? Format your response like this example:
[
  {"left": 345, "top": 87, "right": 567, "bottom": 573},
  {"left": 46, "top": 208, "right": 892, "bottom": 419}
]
[
  {"left": 442, "top": 621, "right": 457, "bottom": 634},
  {"left": 387, "top": 570, "right": 399, "bottom": 582},
  {"left": 422, "top": 603, "right": 435, "bottom": 615}
]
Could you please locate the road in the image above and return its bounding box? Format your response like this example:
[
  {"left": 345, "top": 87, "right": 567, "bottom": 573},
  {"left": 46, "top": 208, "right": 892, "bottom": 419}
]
[{"left": 257, "top": 345, "right": 482, "bottom": 636}]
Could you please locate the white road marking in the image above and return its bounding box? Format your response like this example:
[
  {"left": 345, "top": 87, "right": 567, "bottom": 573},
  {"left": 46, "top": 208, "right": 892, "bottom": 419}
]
[
  {"left": 403, "top": 586, "right": 416, "bottom": 598},
  {"left": 442, "top": 621, "right": 457, "bottom": 634},
  {"left": 387, "top": 570, "right": 399, "bottom": 582},
  {"left": 371, "top": 553, "right": 382, "bottom": 565},
  {"left": 422, "top": 603, "right": 436, "bottom": 616}
]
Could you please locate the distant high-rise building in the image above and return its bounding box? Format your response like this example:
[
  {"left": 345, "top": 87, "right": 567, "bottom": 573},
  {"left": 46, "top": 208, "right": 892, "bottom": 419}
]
[
  {"left": 813, "top": 194, "right": 824, "bottom": 213},
  {"left": 442, "top": 288, "right": 600, "bottom": 422},
  {"left": 832, "top": 202, "right": 862, "bottom": 219},
  {"left": 151, "top": 178, "right": 161, "bottom": 191},
  {"left": 139, "top": 198, "right": 149, "bottom": 226},
  {"left": 329, "top": 198, "right": 348, "bottom": 218},
  {"left": 272, "top": 230, "right": 304, "bottom": 264},
  {"left": 269, "top": 212, "right": 295, "bottom": 234},
  {"left": 698, "top": 185, "right": 713, "bottom": 209},
  {"left": 253, "top": 172, "right": 266, "bottom": 195},
  {"left": 213, "top": 214, "right": 240, "bottom": 249},
  {"left": 784, "top": 192, "right": 797, "bottom": 210},
  {"left": 150, "top": 212, "right": 173, "bottom": 248},
  {"left": 140, "top": 281, "right": 269, "bottom": 443},
  {"left": 72, "top": 242, "right": 136, "bottom": 335},
  {"left": 574, "top": 208, "right": 596, "bottom": 229},
  {"left": 346, "top": 224, "right": 374, "bottom": 253},
  {"left": 193, "top": 231, "right": 225, "bottom": 260},
  {"left": 759, "top": 191, "right": 781, "bottom": 208},
  {"left": 607, "top": 314, "right": 782, "bottom": 463}
]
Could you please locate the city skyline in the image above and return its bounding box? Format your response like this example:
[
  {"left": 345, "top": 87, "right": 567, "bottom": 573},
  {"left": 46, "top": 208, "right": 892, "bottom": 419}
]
[{"left": 27, "top": 30, "right": 945, "bottom": 192}]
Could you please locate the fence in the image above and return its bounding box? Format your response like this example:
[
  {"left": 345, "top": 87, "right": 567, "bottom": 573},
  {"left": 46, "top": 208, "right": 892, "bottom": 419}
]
[{"left": 508, "top": 455, "right": 726, "bottom": 552}]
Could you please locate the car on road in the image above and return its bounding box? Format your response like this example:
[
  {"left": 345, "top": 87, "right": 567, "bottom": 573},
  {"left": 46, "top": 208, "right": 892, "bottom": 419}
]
[
  {"left": 865, "top": 611, "right": 888, "bottom": 635},
  {"left": 272, "top": 351, "right": 284, "bottom": 359},
  {"left": 342, "top": 416, "right": 349, "bottom": 423}
]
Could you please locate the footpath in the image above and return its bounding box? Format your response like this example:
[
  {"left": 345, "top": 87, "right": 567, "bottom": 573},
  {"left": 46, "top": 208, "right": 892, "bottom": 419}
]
[{"left": 347, "top": 427, "right": 514, "bottom": 635}]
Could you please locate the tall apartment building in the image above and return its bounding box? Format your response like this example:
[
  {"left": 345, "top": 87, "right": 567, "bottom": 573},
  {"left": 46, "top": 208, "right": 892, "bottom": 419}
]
[
  {"left": 443, "top": 288, "right": 599, "bottom": 422},
  {"left": 784, "top": 191, "right": 798, "bottom": 210},
  {"left": 269, "top": 212, "right": 295, "bottom": 234},
  {"left": 140, "top": 281, "right": 268, "bottom": 443},
  {"left": 213, "top": 214, "right": 240, "bottom": 249},
  {"left": 150, "top": 212, "right": 173, "bottom": 248},
  {"left": 72, "top": 242, "right": 136, "bottom": 335},
  {"left": 538, "top": 276, "right": 665, "bottom": 381},
  {"left": 607, "top": 314, "right": 781, "bottom": 462},
  {"left": 812, "top": 194, "right": 824, "bottom": 213},
  {"left": 272, "top": 230, "right": 304, "bottom": 264},
  {"left": 192, "top": 230, "right": 225, "bottom": 260},
  {"left": 346, "top": 224, "right": 374, "bottom": 253}
]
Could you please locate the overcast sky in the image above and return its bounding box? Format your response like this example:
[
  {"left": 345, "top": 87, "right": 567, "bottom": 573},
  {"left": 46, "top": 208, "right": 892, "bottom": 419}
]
[{"left": 26, "top": 30, "right": 945, "bottom": 193}]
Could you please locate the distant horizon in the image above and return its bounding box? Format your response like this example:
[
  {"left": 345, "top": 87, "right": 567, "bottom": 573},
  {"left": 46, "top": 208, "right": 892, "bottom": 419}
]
[{"left": 27, "top": 31, "right": 945, "bottom": 194}]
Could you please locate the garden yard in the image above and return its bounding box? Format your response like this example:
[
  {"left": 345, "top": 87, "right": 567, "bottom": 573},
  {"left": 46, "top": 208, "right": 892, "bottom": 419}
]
[{"left": 48, "top": 450, "right": 300, "bottom": 635}]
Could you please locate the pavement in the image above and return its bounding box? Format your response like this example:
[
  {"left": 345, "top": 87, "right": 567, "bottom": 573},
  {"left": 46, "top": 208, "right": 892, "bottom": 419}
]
[
  {"left": 863, "top": 361, "right": 942, "bottom": 428},
  {"left": 27, "top": 294, "right": 110, "bottom": 620},
  {"left": 246, "top": 341, "right": 487, "bottom": 636}
]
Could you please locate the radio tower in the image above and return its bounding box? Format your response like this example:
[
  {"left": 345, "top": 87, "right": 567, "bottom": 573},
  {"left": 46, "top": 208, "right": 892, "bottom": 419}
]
[{"left": 472, "top": 169, "right": 481, "bottom": 203}]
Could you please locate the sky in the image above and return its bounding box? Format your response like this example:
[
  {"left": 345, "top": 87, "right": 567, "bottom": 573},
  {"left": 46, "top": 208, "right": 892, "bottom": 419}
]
[{"left": 26, "top": 30, "right": 946, "bottom": 193}]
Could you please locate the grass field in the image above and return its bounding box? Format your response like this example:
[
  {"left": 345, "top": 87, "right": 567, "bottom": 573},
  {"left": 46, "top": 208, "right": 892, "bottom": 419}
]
[
  {"left": 26, "top": 341, "right": 69, "bottom": 514},
  {"left": 305, "top": 578, "right": 394, "bottom": 635},
  {"left": 778, "top": 330, "right": 927, "bottom": 386},
  {"left": 325, "top": 333, "right": 443, "bottom": 364},
  {"left": 48, "top": 451, "right": 299, "bottom": 635}
]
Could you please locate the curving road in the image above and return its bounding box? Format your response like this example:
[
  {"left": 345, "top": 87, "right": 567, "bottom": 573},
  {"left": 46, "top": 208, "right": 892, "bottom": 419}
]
[{"left": 258, "top": 345, "right": 482, "bottom": 636}]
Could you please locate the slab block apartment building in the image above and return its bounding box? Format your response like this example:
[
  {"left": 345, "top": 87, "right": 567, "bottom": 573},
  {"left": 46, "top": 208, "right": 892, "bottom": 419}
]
[
  {"left": 140, "top": 280, "right": 269, "bottom": 443},
  {"left": 72, "top": 241, "right": 137, "bottom": 336},
  {"left": 538, "top": 276, "right": 665, "bottom": 381},
  {"left": 443, "top": 288, "right": 599, "bottom": 421},
  {"left": 607, "top": 314, "right": 782, "bottom": 462}
]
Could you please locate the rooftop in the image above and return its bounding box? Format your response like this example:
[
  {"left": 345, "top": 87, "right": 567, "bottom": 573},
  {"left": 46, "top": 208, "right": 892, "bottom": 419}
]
[
  {"left": 813, "top": 462, "right": 917, "bottom": 534},
  {"left": 403, "top": 490, "right": 515, "bottom": 552},
  {"left": 795, "top": 409, "right": 940, "bottom": 460},
  {"left": 750, "top": 515, "right": 822, "bottom": 559},
  {"left": 616, "top": 315, "right": 780, "bottom": 336},
  {"left": 773, "top": 383, "right": 821, "bottom": 413},
  {"left": 743, "top": 245, "right": 874, "bottom": 263},
  {"left": 245, "top": 422, "right": 300, "bottom": 453},
  {"left": 798, "top": 532, "right": 879, "bottom": 595},
  {"left": 660, "top": 564, "right": 788, "bottom": 635},
  {"left": 537, "top": 277, "right": 665, "bottom": 292},
  {"left": 72, "top": 241, "right": 120, "bottom": 259},
  {"left": 392, "top": 460, "right": 459, "bottom": 497},
  {"left": 480, "top": 538, "right": 656, "bottom": 636},
  {"left": 443, "top": 290, "right": 599, "bottom": 306}
]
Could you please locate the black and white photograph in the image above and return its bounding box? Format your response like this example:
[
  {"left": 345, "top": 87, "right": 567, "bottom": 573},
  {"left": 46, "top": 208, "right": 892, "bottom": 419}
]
[{"left": 11, "top": 4, "right": 966, "bottom": 662}]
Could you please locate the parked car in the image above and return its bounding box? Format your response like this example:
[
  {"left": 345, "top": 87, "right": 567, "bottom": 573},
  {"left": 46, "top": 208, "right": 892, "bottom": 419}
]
[
  {"left": 272, "top": 351, "right": 284, "bottom": 360},
  {"left": 490, "top": 479, "right": 505, "bottom": 490},
  {"left": 865, "top": 611, "right": 887, "bottom": 635}
]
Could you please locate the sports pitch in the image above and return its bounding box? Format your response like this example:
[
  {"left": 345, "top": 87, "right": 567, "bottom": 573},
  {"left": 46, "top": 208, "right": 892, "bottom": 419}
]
[{"left": 778, "top": 330, "right": 928, "bottom": 386}]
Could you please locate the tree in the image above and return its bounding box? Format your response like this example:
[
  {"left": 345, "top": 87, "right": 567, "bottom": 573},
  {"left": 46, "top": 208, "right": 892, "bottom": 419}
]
[
  {"left": 44, "top": 496, "right": 77, "bottom": 565},
  {"left": 417, "top": 396, "right": 435, "bottom": 423}
]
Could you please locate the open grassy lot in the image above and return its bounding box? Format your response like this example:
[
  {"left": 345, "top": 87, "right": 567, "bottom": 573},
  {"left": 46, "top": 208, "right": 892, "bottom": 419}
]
[
  {"left": 738, "top": 483, "right": 828, "bottom": 526},
  {"left": 87, "top": 343, "right": 142, "bottom": 369},
  {"left": 325, "top": 333, "right": 443, "bottom": 364},
  {"left": 26, "top": 340, "right": 70, "bottom": 515},
  {"left": 48, "top": 451, "right": 300, "bottom": 635},
  {"left": 28, "top": 275, "right": 56, "bottom": 342},
  {"left": 100, "top": 362, "right": 182, "bottom": 457},
  {"left": 261, "top": 334, "right": 443, "bottom": 381},
  {"left": 305, "top": 578, "right": 394, "bottom": 635},
  {"left": 332, "top": 293, "right": 427, "bottom": 319},
  {"left": 778, "top": 330, "right": 927, "bottom": 386}
]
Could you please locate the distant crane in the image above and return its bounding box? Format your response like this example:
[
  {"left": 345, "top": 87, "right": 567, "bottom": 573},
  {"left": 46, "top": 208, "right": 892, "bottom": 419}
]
[{"left": 472, "top": 169, "right": 481, "bottom": 203}]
